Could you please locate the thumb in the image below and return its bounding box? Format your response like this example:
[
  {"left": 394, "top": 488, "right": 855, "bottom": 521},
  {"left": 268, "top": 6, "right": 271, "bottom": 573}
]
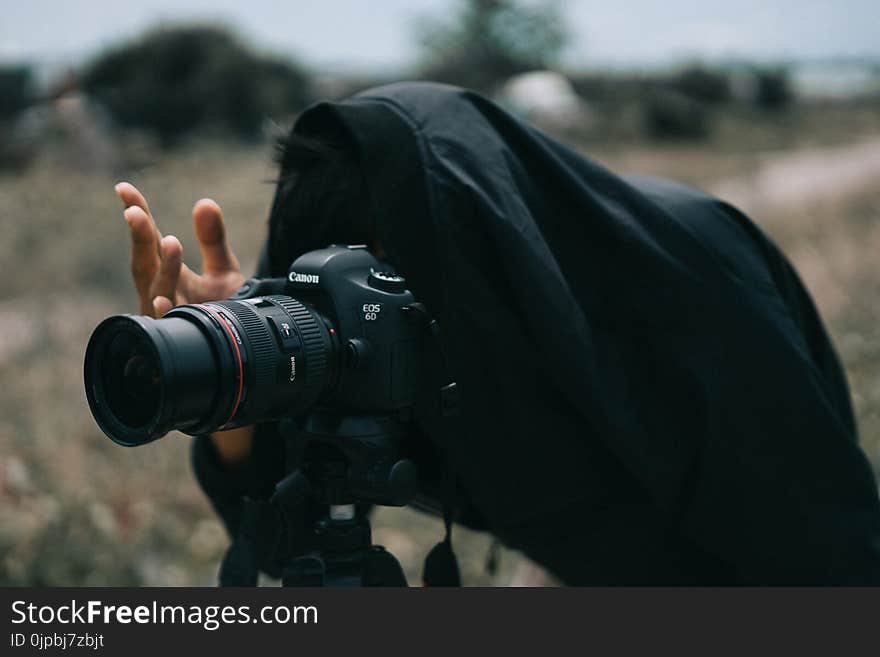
[{"left": 152, "top": 296, "right": 174, "bottom": 317}]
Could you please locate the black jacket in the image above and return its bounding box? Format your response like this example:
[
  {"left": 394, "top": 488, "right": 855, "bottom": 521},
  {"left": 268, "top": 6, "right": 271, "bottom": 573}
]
[{"left": 194, "top": 82, "right": 880, "bottom": 585}]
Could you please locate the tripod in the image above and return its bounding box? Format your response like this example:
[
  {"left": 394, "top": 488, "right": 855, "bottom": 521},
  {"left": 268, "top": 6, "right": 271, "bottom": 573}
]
[{"left": 271, "top": 411, "right": 417, "bottom": 586}]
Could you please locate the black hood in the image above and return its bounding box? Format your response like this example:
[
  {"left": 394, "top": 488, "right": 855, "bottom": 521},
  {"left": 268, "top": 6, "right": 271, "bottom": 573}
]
[{"left": 271, "top": 82, "right": 880, "bottom": 584}]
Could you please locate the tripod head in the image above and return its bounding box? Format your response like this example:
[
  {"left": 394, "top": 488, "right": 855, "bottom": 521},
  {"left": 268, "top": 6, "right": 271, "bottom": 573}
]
[{"left": 270, "top": 410, "right": 418, "bottom": 586}]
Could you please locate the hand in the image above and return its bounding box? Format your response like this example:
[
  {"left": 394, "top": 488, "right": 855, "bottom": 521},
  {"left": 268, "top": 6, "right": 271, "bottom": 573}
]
[
  {"left": 115, "top": 182, "right": 246, "bottom": 317},
  {"left": 115, "top": 182, "right": 253, "bottom": 466}
]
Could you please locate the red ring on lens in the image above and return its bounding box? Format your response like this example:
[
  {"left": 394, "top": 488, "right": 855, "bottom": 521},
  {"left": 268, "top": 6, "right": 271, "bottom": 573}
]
[{"left": 199, "top": 305, "right": 244, "bottom": 428}]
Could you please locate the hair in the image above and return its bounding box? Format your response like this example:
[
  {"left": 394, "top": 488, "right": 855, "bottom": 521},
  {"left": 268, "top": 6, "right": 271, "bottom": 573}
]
[{"left": 265, "top": 129, "right": 377, "bottom": 275}]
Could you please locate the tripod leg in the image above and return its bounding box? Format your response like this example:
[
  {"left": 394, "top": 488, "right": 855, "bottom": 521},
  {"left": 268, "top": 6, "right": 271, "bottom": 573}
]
[
  {"left": 218, "top": 538, "right": 260, "bottom": 587},
  {"left": 362, "top": 546, "right": 408, "bottom": 586},
  {"left": 282, "top": 555, "right": 326, "bottom": 586}
]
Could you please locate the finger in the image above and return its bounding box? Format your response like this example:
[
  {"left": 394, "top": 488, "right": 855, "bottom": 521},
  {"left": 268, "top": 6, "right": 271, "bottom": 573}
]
[
  {"left": 115, "top": 181, "right": 152, "bottom": 216},
  {"left": 152, "top": 296, "right": 174, "bottom": 317},
  {"left": 177, "top": 263, "right": 199, "bottom": 302},
  {"left": 125, "top": 205, "right": 160, "bottom": 298},
  {"left": 119, "top": 182, "right": 162, "bottom": 254},
  {"left": 138, "top": 295, "right": 155, "bottom": 317},
  {"left": 152, "top": 235, "right": 183, "bottom": 304},
  {"left": 193, "top": 198, "right": 239, "bottom": 274}
]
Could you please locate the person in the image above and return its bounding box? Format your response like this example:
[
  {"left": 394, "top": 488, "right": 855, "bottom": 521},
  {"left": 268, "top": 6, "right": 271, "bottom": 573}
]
[{"left": 114, "top": 82, "right": 880, "bottom": 585}]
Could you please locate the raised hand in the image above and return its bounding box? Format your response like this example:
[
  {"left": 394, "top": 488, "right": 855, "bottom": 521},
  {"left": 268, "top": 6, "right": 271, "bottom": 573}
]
[
  {"left": 115, "top": 181, "right": 254, "bottom": 463},
  {"left": 115, "top": 182, "right": 245, "bottom": 317}
]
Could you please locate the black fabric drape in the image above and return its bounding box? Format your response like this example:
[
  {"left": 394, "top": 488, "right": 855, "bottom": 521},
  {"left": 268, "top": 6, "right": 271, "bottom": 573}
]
[{"left": 198, "top": 82, "right": 880, "bottom": 584}]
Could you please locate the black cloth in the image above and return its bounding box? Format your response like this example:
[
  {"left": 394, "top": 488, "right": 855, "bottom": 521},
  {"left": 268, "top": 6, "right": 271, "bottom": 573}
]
[{"left": 194, "top": 82, "right": 880, "bottom": 585}]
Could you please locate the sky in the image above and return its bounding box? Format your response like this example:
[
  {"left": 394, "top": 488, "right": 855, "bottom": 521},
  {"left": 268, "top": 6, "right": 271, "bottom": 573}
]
[{"left": 2, "top": 0, "right": 879, "bottom": 72}]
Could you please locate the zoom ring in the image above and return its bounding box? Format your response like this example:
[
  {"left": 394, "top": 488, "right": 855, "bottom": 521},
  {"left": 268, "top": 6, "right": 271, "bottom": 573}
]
[
  {"left": 269, "top": 296, "right": 329, "bottom": 406},
  {"left": 213, "top": 301, "right": 276, "bottom": 388}
]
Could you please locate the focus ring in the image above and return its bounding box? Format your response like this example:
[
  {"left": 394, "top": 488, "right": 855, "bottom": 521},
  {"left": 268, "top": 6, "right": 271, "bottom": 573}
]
[
  {"left": 269, "top": 296, "right": 328, "bottom": 406},
  {"left": 212, "top": 301, "right": 276, "bottom": 388}
]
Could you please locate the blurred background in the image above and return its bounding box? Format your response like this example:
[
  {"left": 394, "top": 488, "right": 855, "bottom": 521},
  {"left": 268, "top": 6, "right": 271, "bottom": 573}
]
[{"left": 2, "top": 0, "right": 879, "bottom": 585}]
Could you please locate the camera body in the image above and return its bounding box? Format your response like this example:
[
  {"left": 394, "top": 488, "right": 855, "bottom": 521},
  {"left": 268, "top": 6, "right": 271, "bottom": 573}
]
[
  {"left": 230, "top": 244, "right": 421, "bottom": 416},
  {"left": 84, "top": 245, "right": 424, "bottom": 446}
]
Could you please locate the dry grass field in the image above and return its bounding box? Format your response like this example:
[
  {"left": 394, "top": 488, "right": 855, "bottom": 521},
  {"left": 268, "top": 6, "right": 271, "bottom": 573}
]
[{"left": 1, "top": 100, "right": 879, "bottom": 585}]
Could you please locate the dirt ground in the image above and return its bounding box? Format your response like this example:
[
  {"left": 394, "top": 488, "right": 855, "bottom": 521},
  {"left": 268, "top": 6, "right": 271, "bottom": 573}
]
[{"left": 1, "top": 100, "right": 879, "bottom": 585}]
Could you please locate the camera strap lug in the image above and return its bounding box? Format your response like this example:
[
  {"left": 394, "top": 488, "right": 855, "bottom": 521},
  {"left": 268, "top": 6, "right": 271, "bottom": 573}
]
[{"left": 402, "top": 303, "right": 459, "bottom": 418}]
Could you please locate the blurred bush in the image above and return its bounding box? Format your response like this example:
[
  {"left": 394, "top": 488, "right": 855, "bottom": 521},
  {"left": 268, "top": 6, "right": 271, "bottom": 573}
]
[
  {"left": 675, "top": 65, "right": 731, "bottom": 104},
  {"left": 754, "top": 67, "right": 793, "bottom": 110},
  {"left": 81, "top": 25, "right": 312, "bottom": 145},
  {"left": 0, "top": 65, "right": 37, "bottom": 170},
  {"left": 0, "top": 65, "right": 34, "bottom": 120},
  {"left": 416, "top": 0, "right": 567, "bottom": 93},
  {"left": 643, "top": 90, "right": 710, "bottom": 140}
]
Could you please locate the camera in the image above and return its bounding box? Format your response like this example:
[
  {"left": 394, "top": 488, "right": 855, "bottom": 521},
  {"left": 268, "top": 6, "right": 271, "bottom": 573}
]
[{"left": 84, "top": 245, "right": 423, "bottom": 447}]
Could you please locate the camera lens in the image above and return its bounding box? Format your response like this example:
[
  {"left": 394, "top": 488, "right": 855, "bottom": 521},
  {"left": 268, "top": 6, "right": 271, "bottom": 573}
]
[
  {"left": 123, "top": 354, "right": 160, "bottom": 402},
  {"left": 103, "top": 331, "right": 161, "bottom": 427},
  {"left": 84, "top": 297, "right": 336, "bottom": 446}
]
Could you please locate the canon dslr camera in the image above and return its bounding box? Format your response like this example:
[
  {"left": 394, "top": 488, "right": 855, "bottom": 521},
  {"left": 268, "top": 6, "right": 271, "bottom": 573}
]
[{"left": 84, "top": 245, "right": 423, "bottom": 447}]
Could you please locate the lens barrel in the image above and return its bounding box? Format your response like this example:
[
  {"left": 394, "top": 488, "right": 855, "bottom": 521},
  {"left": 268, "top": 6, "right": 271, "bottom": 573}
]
[{"left": 84, "top": 296, "right": 336, "bottom": 446}]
